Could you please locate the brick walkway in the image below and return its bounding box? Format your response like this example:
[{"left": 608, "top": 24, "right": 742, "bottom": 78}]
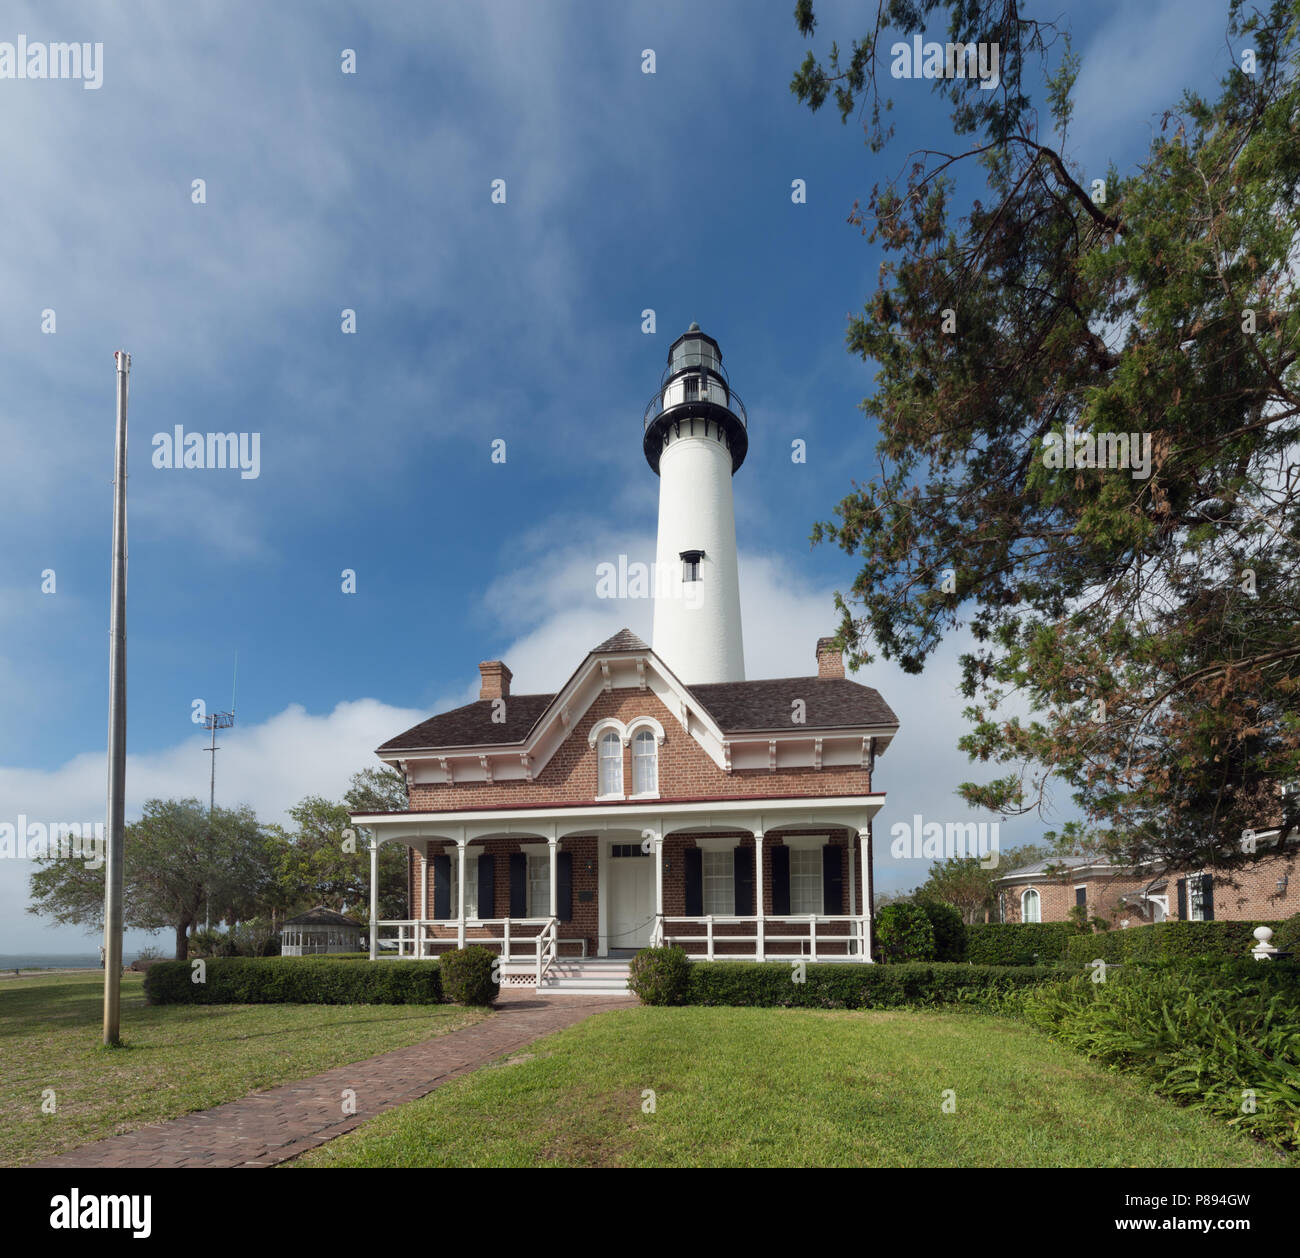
[{"left": 33, "top": 990, "right": 635, "bottom": 1169}]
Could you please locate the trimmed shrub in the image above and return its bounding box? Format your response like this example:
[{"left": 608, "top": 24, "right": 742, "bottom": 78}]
[
  {"left": 439, "top": 945, "right": 500, "bottom": 1006},
  {"left": 1273, "top": 913, "right": 1300, "bottom": 956},
  {"left": 629, "top": 946, "right": 692, "bottom": 1006},
  {"left": 916, "top": 900, "right": 967, "bottom": 962},
  {"left": 1063, "top": 920, "right": 1284, "bottom": 967},
  {"left": 144, "top": 957, "right": 443, "bottom": 1005},
  {"left": 874, "top": 904, "right": 936, "bottom": 962},
  {"left": 1022, "top": 963, "right": 1300, "bottom": 1152},
  {"left": 684, "top": 961, "right": 1056, "bottom": 1010},
  {"left": 967, "top": 922, "right": 1075, "bottom": 966}
]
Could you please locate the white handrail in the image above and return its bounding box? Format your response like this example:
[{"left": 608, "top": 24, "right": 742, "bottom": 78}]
[{"left": 535, "top": 917, "right": 558, "bottom": 988}]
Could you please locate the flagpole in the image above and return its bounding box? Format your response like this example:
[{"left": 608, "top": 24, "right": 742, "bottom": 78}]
[{"left": 103, "top": 350, "right": 130, "bottom": 1046}]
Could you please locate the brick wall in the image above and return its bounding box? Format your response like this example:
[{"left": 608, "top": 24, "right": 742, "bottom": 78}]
[
  {"left": 407, "top": 688, "right": 872, "bottom": 811},
  {"left": 1000, "top": 850, "right": 1300, "bottom": 924}
]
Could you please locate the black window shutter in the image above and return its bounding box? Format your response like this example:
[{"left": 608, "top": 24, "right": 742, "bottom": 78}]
[
  {"left": 1176, "top": 877, "right": 1187, "bottom": 920},
  {"left": 822, "top": 844, "right": 843, "bottom": 914},
  {"left": 509, "top": 851, "right": 527, "bottom": 918},
  {"left": 1201, "top": 873, "right": 1215, "bottom": 921},
  {"left": 733, "top": 846, "right": 754, "bottom": 916},
  {"left": 477, "top": 852, "right": 494, "bottom": 919},
  {"left": 684, "top": 847, "right": 703, "bottom": 916},
  {"left": 556, "top": 851, "right": 573, "bottom": 921},
  {"left": 771, "top": 845, "right": 791, "bottom": 915},
  {"left": 433, "top": 852, "right": 451, "bottom": 919}
]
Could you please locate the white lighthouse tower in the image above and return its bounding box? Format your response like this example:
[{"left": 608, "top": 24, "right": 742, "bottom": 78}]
[{"left": 644, "top": 323, "right": 747, "bottom": 684}]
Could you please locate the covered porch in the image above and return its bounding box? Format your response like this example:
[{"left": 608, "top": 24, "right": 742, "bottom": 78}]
[{"left": 353, "top": 795, "right": 884, "bottom": 985}]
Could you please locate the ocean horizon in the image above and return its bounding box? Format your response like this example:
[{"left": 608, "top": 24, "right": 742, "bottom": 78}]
[{"left": 0, "top": 953, "right": 144, "bottom": 969}]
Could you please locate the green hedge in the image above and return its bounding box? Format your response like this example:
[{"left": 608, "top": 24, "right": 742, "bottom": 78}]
[
  {"left": 680, "top": 961, "right": 1057, "bottom": 1009},
  {"left": 144, "top": 957, "right": 443, "bottom": 1005},
  {"left": 966, "top": 922, "right": 1077, "bottom": 966},
  {"left": 1062, "top": 920, "right": 1284, "bottom": 967}
]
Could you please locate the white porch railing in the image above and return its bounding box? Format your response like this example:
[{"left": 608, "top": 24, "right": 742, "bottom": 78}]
[
  {"left": 376, "top": 918, "right": 586, "bottom": 960},
  {"left": 659, "top": 915, "right": 870, "bottom": 962},
  {"left": 535, "top": 917, "right": 558, "bottom": 987}
]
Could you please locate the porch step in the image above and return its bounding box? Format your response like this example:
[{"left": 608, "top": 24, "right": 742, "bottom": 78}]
[{"left": 536, "top": 958, "right": 633, "bottom": 995}]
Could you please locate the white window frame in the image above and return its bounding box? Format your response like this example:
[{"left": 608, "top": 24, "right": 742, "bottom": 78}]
[
  {"left": 596, "top": 729, "right": 624, "bottom": 799},
  {"left": 702, "top": 848, "right": 735, "bottom": 916},
  {"left": 631, "top": 728, "right": 659, "bottom": 797},
  {"left": 526, "top": 850, "right": 551, "bottom": 918},
  {"left": 447, "top": 849, "right": 479, "bottom": 921},
  {"left": 1021, "top": 887, "right": 1041, "bottom": 923},
  {"left": 790, "top": 846, "right": 824, "bottom": 915}
]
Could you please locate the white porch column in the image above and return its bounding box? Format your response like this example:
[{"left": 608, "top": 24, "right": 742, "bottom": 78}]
[
  {"left": 858, "top": 828, "right": 873, "bottom": 963},
  {"left": 652, "top": 830, "right": 664, "bottom": 924},
  {"left": 548, "top": 837, "right": 559, "bottom": 920},
  {"left": 456, "top": 839, "right": 467, "bottom": 949},
  {"left": 754, "top": 831, "right": 765, "bottom": 962},
  {"left": 368, "top": 838, "right": 378, "bottom": 961},
  {"left": 848, "top": 832, "right": 857, "bottom": 957}
]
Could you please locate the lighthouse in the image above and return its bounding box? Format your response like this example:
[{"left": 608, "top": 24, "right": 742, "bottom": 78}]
[{"left": 643, "top": 324, "right": 747, "bottom": 684}]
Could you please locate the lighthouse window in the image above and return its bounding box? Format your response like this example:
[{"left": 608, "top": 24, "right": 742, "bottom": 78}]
[{"left": 680, "top": 549, "right": 704, "bottom": 582}]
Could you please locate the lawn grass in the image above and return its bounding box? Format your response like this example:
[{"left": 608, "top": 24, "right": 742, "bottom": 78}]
[
  {"left": 293, "top": 1006, "right": 1288, "bottom": 1168},
  {"left": 0, "top": 970, "right": 486, "bottom": 1166}
]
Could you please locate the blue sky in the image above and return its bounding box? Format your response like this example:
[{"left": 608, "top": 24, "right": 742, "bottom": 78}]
[{"left": 0, "top": 0, "right": 1242, "bottom": 951}]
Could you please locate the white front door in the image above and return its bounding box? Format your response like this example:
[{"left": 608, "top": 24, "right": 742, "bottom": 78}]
[{"left": 607, "top": 845, "right": 654, "bottom": 951}]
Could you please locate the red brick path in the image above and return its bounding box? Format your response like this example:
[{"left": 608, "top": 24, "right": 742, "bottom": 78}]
[{"left": 32, "top": 990, "right": 635, "bottom": 1168}]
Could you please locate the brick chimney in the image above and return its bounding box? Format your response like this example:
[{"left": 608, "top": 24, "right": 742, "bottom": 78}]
[
  {"left": 478, "top": 660, "right": 512, "bottom": 701},
  {"left": 815, "top": 637, "right": 845, "bottom": 679}
]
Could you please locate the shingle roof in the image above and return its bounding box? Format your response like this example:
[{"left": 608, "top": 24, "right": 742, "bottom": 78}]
[
  {"left": 593, "top": 628, "right": 649, "bottom": 652},
  {"left": 687, "top": 677, "right": 898, "bottom": 732},
  {"left": 377, "top": 632, "right": 899, "bottom": 753},
  {"left": 997, "top": 855, "right": 1108, "bottom": 879},
  {"left": 379, "top": 692, "right": 555, "bottom": 751},
  {"left": 283, "top": 906, "right": 361, "bottom": 927}
]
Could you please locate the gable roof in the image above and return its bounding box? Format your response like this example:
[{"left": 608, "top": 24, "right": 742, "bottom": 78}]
[
  {"left": 593, "top": 628, "right": 649, "bottom": 652},
  {"left": 377, "top": 628, "right": 898, "bottom": 756},
  {"left": 688, "top": 677, "right": 897, "bottom": 732}
]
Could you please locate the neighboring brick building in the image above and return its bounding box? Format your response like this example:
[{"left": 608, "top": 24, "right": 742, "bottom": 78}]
[
  {"left": 995, "top": 837, "right": 1300, "bottom": 927},
  {"left": 352, "top": 326, "right": 900, "bottom": 988}
]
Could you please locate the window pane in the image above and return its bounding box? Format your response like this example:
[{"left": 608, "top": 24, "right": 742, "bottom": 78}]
[
  {"left": 1023, "top": 889, "right": 1040, "bottom": 923},
  {"left": 599, "top": 731, "right": 622, "bottom": 795},
  {"left": 790, "top": 847, "right": 823, "bottom": 915},
  {"left": 633, "top": 730, "right": 657, "bottom": 794},
  {"left": 528, "top": 853, "right": 550, "bottom": 917},
  {"left": 447, "top": 852, "right": 478, "bottom": 918},
  {"left": 703, "top": 849, "right": 734, "bottom": 915}
]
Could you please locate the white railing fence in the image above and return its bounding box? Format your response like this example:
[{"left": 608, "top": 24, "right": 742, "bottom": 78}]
[
  {"left": 376, "top": 918, "right": 585, "bottom": 960},
  {"left": 659, "top": 915, "right": 869, "bottom": 963}
]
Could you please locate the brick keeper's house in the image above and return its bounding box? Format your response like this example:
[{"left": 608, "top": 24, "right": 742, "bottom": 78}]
[{"left": 352, "top": 326, "right": 900, "bottom": 991}]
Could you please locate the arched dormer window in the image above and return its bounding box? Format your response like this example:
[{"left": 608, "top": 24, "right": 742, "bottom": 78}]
[
  {"left": 632, "top": 728, "right": 658, "bottom": 796},
  {"left": 1021, "top": 887, "right": 1041, "bottom": 923},
  {"left": 598, "top": 730, "right": 623, "bottom": 798}
]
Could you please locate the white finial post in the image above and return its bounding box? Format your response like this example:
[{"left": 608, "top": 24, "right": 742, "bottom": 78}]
[{"left": 1251, "top": 925, "right": 1278, "bottom": 961}]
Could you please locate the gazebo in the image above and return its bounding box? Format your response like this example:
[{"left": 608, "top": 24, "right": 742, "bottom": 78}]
[{"left": 280, "top": 906, "right": 362, "bottom": 956}]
